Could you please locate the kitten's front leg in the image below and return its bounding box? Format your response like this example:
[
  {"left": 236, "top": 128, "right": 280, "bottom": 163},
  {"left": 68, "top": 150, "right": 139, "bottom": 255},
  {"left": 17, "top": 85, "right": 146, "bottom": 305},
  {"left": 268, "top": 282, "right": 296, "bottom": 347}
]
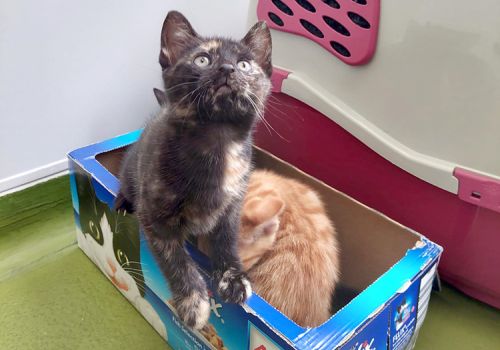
[
  {"left": 145, "top": 229, "right": 210, "bottom": 330},
  {"left": 209, "top": 206, "right": 252, "bottom": 304}
]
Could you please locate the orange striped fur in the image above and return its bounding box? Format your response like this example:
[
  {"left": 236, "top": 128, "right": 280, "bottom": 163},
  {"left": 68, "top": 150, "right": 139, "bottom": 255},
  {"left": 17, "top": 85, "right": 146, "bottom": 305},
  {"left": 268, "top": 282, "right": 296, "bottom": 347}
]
[{"left": 200, "top": 170, "right": 339, "bottom": 327}]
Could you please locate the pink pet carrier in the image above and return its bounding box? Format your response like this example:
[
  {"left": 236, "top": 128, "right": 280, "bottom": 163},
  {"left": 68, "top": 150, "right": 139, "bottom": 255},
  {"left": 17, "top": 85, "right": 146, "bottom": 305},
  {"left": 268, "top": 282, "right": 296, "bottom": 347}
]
[{"left": 249, "top": 0, "right": 500, "bottom": 308}]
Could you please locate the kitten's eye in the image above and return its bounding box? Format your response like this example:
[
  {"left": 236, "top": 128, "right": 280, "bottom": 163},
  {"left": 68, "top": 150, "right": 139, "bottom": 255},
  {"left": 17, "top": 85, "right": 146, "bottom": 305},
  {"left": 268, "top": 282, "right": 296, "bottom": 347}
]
[
  {"left": 193, "top": 55, "right": 211, "bottom": 67},
  {"left": 116, "top": 249, "right": 129, "bottom": 266},
  {"left": 237, "top": 60, "right": 251, "bottom": 72}
]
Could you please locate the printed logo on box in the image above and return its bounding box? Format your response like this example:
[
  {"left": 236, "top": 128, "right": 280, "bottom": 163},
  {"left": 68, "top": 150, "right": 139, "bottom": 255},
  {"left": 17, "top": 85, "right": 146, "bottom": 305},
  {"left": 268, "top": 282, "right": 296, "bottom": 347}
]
[
  {"left": 346, "top": 338, "right": 377, "bottom": 350},
  {"left": 340, "top": 306, "right": 390, "bottom": 350},
  {"left": 248, "top": 322, "right": 284, "bottom": 350},
  {"left": 390, "top": 280, "right": 420, "bottom": 350}
]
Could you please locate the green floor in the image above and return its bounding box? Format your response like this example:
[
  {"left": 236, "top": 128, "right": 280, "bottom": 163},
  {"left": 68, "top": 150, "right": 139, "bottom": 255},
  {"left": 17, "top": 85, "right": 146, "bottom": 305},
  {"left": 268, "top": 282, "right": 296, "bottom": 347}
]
[{"left": 0, "top": 176, "right": 499, "bottom": 350}]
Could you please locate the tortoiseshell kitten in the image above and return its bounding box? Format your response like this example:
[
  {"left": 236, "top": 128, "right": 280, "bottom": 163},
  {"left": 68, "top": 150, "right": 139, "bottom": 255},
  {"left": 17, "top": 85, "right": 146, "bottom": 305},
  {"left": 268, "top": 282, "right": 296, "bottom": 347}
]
[{"left": 116, "top": 11, "right": 272, "bottom": 329}]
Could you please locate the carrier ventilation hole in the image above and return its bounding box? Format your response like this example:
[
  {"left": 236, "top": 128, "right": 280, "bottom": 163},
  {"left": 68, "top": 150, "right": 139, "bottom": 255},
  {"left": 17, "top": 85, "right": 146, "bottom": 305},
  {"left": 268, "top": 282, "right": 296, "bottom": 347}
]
[
  {"left": 322, "top": 0, "right": 340, "bottom": 9},
  {"left": 257, "top": 0, "right": 380, "bottom": 65},
  {"left": 268, "top": 12, "right": 284, "bottom": 26},
  {"left": 348, "top": 12, "right": 371, "bottom": 28},
  {"left": 272, "top": 0, "right": 293, "bottom": 16},
  {"left": 300, "top": 19, "right": 324, "bottom": 38},
  {"left": 471, "top": 191, "right": 482, "bottom": 199},
  {"left": 323, "top": 16, "right": 350, "bottom": 36},
  {"left": 330, "top": 41, "right": 351, "bottom": 57},
  {"left": 296, "top": 0, "right": 316, "bottom": 13}
]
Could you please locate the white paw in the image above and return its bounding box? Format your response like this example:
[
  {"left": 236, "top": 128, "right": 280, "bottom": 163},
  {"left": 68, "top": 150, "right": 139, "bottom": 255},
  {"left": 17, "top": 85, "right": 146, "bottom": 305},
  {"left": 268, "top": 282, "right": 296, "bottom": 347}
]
[
  {"left": 217, "top": 268, "right": 252, "bottom": 304},
  {"left": 175, "top": 291, "right": 210, "bottom": 330}
]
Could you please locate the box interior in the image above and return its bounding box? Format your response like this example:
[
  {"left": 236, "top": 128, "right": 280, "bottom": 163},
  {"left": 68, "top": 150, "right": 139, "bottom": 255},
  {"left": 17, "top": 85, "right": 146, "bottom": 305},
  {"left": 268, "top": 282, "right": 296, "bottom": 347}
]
[{"left": 96, "top": 146, "right": 420, "bottom": 314}]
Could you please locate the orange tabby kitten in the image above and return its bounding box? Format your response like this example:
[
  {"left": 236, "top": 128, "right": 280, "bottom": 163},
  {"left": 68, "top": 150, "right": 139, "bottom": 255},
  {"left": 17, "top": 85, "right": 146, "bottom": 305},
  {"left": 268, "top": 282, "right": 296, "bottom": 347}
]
[{"left": 200, "top": 170, "right": 339, "bottom": 328}]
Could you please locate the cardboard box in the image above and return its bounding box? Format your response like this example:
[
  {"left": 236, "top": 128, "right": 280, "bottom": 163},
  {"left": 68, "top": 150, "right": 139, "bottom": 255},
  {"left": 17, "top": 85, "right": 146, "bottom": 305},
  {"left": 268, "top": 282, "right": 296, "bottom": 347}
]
[{"left": 68, "top": 130, "right": 442, "bottom": 350}]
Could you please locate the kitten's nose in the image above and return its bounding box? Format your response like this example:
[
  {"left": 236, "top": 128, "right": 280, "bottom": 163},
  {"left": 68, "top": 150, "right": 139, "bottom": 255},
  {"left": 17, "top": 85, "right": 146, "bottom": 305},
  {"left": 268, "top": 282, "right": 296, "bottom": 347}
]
[{"left": 219, "top": 63, "right": 235, "bottom": 75}]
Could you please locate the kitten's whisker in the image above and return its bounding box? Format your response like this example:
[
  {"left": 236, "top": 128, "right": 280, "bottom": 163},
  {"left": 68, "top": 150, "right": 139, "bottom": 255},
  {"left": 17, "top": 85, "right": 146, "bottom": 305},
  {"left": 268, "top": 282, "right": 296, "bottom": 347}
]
[
  {"left": 194, "top": 80, "right": 210, "bottom": 114},
  {"left": 245, "top": 94, "right": 289, "bottom": 142},
  {"left": 267, "top": 94, "right": 297, "bottom": 108},
  {"left": 194, "top": 93, "right": 204, "bottom": 115},
  {"left": 245, "top": 93, "right": 266, "bottom": 125},
  {"left": 251, "top": 95, "right": 289, "bottom": 124},
  {"left": 163, "top": 81, "right": 197, "bottom": 93},
  {"left": 170, "top": 81, "right": 211, "bottom": 115},
  {"left": 245, "top": 91, "right": 264, "bottom": 116},
  {"left": 172, "top": 89, "right": 200, "bottom": 111},
  {"left": 264, "top": 103, "right": 289, "bottom": 121},
  {"left": 266, "top": 95, "right": 304, "bottom": 122},
  {"left": 260, "top": 118, "right": 275, "bottom": 137},
  {"left": 246, "top": 96, "right": 272, "bottom": 135},
  {"left": 246, "top": 90, "right": 265, "bottom": 104},
  {"left": 247, "top": 91, "right": 289, "bottom": 141}
]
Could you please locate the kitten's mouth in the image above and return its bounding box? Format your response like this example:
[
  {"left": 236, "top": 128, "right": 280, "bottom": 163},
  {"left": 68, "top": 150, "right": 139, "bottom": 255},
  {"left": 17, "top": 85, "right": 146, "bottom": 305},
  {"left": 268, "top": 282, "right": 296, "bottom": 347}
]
[{"left": 215, "top": 83, "right": 232, "bottom": 94}]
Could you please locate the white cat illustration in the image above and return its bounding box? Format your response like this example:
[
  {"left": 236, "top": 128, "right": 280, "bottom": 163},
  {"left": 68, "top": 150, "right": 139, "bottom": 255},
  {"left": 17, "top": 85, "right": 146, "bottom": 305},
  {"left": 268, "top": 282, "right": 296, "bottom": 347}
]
[{"left": 77, "top": 213, "right": 167, "bottom": 341}]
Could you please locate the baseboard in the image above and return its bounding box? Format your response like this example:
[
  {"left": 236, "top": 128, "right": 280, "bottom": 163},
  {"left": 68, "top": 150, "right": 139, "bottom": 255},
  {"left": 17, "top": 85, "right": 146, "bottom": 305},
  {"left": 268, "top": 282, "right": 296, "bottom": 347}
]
[{"left": 0, "top": 159, "right": 68, "bottom": 195}]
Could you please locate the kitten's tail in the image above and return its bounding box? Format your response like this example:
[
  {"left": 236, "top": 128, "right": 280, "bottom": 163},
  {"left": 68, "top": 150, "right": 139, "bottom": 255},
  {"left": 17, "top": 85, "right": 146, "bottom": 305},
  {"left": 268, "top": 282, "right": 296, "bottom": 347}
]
[{"left": 114, "top": 191, "right": 135, "bottom": 214}]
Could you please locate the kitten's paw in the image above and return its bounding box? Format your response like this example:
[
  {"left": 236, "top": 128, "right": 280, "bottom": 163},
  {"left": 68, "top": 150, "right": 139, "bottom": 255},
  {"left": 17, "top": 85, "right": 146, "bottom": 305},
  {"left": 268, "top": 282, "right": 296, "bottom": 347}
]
[
  {"left": 216, "top": 268, "right": 252, "bottom": 304},
  {"left": 174, "top": 290, "right": 210, "bottom": 330}
]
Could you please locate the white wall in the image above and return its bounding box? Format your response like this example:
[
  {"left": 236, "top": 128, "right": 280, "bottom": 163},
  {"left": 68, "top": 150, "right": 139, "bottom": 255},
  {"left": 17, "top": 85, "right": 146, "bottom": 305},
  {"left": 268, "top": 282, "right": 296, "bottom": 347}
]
[{"left": 0, "top": 0, "right": 251, "bottom": 192}]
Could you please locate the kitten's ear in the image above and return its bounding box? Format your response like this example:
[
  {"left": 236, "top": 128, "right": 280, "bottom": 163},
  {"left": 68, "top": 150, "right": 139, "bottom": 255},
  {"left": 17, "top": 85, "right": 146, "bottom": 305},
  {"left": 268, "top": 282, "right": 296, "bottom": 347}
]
[
  {"left": 159, "top": 11, "right": 199, "bottom": 70},
  {"left": 244, "top": 196, "right": 284, "bottom": 236},
  {"left": 241, "top": 21, "right": 272, "bottom": 77},
  {"left": 153, "top": 88, "right": 167, "bottom": 106}
]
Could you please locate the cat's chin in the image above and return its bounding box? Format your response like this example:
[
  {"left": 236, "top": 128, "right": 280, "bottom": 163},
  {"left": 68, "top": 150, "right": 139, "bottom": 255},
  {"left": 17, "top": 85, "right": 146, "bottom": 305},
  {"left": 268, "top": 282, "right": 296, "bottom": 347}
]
[
  {"left": 211, "top": 89, "right": 240, "bottom": 104},
  {"left": 214, "top": 84, "right": 232, "bottom": 95}
]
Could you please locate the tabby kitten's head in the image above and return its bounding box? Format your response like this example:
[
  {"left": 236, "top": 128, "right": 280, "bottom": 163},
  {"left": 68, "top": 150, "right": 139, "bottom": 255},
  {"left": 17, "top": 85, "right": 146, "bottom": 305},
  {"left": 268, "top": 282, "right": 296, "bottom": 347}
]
[{"left": 159, "top": 11, "right": 272, "bottom": 125}]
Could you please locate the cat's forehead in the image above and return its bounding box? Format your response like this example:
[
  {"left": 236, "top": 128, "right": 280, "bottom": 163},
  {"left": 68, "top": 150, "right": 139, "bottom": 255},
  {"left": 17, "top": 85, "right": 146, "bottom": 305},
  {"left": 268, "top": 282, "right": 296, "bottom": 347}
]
[
  {"left": 195, "top": 38, "right": 250, "bottom": 58},
  {"left": 199, "top": 39, "right": 223, "bottom": 52}
]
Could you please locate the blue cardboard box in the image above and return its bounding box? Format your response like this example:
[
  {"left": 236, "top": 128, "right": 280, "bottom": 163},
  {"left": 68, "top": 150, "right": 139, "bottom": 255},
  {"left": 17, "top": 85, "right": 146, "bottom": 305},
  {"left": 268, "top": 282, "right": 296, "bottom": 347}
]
[{"left": 68, "top": 130, "right": 442, "bottom": 350}]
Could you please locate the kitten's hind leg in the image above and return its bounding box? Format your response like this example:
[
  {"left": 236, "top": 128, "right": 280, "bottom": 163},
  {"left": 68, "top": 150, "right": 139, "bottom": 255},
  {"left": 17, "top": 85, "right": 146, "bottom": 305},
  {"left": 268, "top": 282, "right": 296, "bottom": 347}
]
[
  {"left": 209, "top": 206, "right": 252, "bottom": 304},
  {"left": 145, "top": 228, "right": 210, "bottom": 330}
]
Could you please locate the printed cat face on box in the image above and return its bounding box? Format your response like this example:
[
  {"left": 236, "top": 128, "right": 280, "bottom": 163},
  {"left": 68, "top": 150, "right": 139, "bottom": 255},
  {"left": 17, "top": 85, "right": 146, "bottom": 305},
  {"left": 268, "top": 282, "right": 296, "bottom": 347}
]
[
  {"left": 73, "top": 171, "right": 167, "bottom": 339},
  {"left": 78, "top": 211, "right": 142, "bottom": 299},
  {"left": 74, "top": 172, "right": 144, "bottom": 291}
]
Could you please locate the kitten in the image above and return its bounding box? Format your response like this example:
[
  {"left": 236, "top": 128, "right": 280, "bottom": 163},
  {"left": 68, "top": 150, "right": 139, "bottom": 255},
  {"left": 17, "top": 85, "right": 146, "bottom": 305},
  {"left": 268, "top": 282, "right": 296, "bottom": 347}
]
[
  {"left": 116, "top": 11, "right": 272, "bottom": 329},
  {"left": 199, "top": 170, "right": 340, "bottom": 328}
]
